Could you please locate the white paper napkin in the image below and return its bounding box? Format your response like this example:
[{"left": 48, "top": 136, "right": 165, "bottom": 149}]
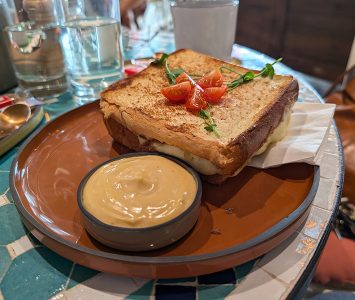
[{"left": 247, "top": 102, "right": 336, "bottom": 168}]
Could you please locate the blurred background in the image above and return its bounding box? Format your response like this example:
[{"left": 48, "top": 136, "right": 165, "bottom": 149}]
[
  {"left": 235, "top": 0, "right": 355, "bottom": 95},
  {"left": 1, "top": 0, "right": 354, "bottom": 95},
  {"left": 119, "top": 0, "right": 355, "bottom": 96},
  {"left": 236, "top": 0, "right": 354, "bottom": 81}
]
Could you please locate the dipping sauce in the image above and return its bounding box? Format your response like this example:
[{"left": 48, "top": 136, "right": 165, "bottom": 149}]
[{"left": 82, "top": 155, "right": 197, "bottom": 228}]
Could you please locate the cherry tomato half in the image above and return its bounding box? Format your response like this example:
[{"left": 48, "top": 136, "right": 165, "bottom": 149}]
[
  {"left": 175, "top": 72, "right": 191, "bottom": 84},
  {"left": 197, "top": 70, "right": 224, "bottom": 89},
  {"left": 204, "top": 85, "right": 227, "bottom": 103},
  {"left": 185, "top": 86, "right": 207, "bottom": 111},
  {"left": 161, "top": 82, "right": 192, "bottom": 103}
]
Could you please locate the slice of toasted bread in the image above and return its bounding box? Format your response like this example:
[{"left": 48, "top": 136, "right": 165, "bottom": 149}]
[{"left": 100, "top": 49, "right": 298, "bottom": 181}]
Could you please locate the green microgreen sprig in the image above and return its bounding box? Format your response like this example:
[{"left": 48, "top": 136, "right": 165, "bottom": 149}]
[
  {"left": 151, "top": 53, "right": 169, "bottom": 66},
  {"left": 221, "top": 58, "right": 282, "bottom": 91},
  {"left": 220, "top": 66, "right": 243, "bottom": 76},
  {"left": 199, "top": 108, "right": 220, "bottom": 138},
  {"left": 152, "top": 53, "right": 185, "bottom": 84}
]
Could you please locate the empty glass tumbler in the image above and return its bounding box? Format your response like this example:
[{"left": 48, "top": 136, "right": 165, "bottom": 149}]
[{"left": 170, "top": 0, "right": 239, "bottom": 60}]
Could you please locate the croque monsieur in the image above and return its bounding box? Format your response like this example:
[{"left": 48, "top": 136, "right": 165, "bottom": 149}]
[{"left": 100, "top": 49, "right": 299, "bottom": 183}]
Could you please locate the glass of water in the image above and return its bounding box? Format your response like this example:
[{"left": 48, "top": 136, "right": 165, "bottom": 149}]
[
  {"left": 2, "top": 0, "right": 68, "bottom": 99},
  {"left": 170, "top": 0, "right": 239, "bottom": 60},
  {"left": 58, "top": 0, "right": 124, "bottom": 103}
]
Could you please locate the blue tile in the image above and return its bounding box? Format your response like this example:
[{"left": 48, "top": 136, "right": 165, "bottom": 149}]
[
  {"left": 5, "top": 189, "right": 13, "bottom": 203},
  {"left": 155, "top": 285, "right": 196, "bottom": 300},
  {"left": 0, "top": 204, "right": 27, "bottom": 245},
  {"left": 234, "top": 259, "right": 256, "bottom": 283},
  {"left": 0, "top": 247, "right": 73, "bottom": 300},
  {"left": 198, "top": 285, "right": 236, "bottom": 300},
  {"left": 67, "top": 264, "right": 99, "bottom": 289},
  {"left": 126, "top": 280, "right": 154, "bottom": 300},
  {"left": 44, "top": 93, "right": 77, "bottom": 120},
  {"left": 0, "top": 146, "right": 18, "bottom": 172},
  {"left": 157, "top": 277, "right": 196, "bottom": 284},
  {"left": 198, "top": 269, "right": 236, "bottom": 285},
  {"left": 0, "top": 173, "right": 9, "bottom": 195},
  {"left": 0, "top": 247, "right": 11, "bottom": 282}
]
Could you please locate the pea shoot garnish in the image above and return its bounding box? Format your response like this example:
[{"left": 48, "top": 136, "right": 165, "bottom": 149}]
[
  {"left": 152, "top": 53, "right": 185, "bottom": 84},
  {"left": 199, "top": 108, "right": 220, "bottom": 138},
  {"left": 221, "top": 58, "right": 282, "bottom": 91}
]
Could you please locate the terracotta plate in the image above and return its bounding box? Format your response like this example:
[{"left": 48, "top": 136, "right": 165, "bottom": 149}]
[{"left": 10, "top": 101, "right": 319, "bottom": 278}]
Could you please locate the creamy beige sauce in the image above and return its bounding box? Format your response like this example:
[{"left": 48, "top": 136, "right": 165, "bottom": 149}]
[{"left": 83, "top": 155, "right": 197, "bottom": 228}]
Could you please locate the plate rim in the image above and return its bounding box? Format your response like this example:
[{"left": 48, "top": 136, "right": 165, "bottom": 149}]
[{"left": 10, "top": 100, "right": 320, "bottom": 264}]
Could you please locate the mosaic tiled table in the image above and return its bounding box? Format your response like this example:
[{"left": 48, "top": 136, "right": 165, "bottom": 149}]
[{"left": 0, "top": 37, "right": 343, "bottom": 299}]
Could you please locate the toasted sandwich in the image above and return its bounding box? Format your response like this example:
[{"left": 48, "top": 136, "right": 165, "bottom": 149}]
[{"left": 100, "top": 49, "right": 298, "bottom": 183}]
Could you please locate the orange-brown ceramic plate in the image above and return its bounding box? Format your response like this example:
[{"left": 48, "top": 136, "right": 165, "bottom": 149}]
[{"left": 10, "top": 101, "right": 319, "bottom": 279}]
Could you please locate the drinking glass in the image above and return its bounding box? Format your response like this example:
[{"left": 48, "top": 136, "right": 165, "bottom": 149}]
[
  {"left": 58, "top": 0, "right": 124, "bottom": 103},
  {"left": 170, "top": 0, "right": 239, "bottom": 60},
  {"left": 2, "top": 0, "right": 68, "bottom": 99}
]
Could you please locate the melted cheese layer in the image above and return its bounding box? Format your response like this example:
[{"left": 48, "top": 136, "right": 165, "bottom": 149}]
[{"left": 143, "top": 109, "right": 291, "bottom": 175}]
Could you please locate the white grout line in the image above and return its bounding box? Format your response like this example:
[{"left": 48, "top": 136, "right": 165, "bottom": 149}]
[
  {"left": 51, "top": 273, "right": 148, "bottom": 300},
  {"left": 64, "top": 263, "right": 76, "bottom": 290},
  {"left": 6, "top": 235, "right": 35, "bottom": 259},
  {"left": 0, "top": 252, "right": 11, "bottom": 283},
  {"left": 0, "top": 194, "right": 10, "bottom": 207},
  {"left": 150, "top": 280, "right": 157, "bottom": 300},
  {"left": 260, "top": 268, "right": 288, "bottom": 286},
  {"left": 26, "top": 232, "right": 44, "bottom": 248}
]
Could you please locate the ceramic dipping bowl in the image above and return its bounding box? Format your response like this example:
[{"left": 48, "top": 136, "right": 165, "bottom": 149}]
[{"left": 77, "top": 152, "right": 202, "bottom": 251}]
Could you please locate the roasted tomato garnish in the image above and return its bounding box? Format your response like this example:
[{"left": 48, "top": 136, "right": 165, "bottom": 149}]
[
  {"left": 185, "top": 86, "right": 207, "bottom": 111},
  {"left": 197, "top": 70, "right": 224, "bottom": 89},
  {"left": 161, "top": 81, "right": 192, "bottom": 103},
  {"left": 204, "top": 85, "right": 227, "bottom": 103}
]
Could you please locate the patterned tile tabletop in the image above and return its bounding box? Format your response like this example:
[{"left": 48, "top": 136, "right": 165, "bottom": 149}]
[{"left": 0, "top": 33, "right": 342, "bottom": 300}]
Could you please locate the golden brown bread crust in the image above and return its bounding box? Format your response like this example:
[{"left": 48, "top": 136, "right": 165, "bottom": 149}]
[
  {"left": 104, "top": 78, "right": 297, "bottom": 176},
  {"left": 101, "top": 49, "right": 299, "bottom": 177},
  {"left": 222, "top": 79, "right": 298, "bottom": 173}
]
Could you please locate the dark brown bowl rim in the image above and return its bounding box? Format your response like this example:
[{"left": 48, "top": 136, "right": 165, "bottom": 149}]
[
  {"left": 9, "top": 101, "right": 321, "bottom": 264},
  {"left": 77, "top": 152, "right": 202, "bottom": 232}
]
